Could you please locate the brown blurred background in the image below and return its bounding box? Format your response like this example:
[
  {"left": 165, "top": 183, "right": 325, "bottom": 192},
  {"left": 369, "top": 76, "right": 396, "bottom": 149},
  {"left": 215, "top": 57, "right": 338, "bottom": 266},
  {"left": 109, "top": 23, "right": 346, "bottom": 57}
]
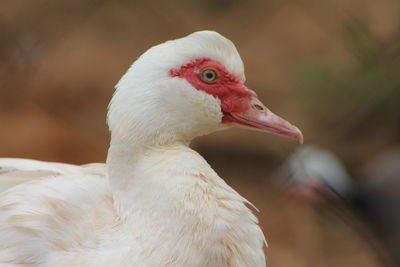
[{"left": 1, "top": 0, "right": 400, "bottom": 266}]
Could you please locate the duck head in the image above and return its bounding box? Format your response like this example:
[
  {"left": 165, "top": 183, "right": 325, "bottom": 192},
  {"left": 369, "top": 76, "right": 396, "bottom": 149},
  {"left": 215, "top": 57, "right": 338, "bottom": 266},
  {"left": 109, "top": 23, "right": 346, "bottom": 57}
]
[{"left": 108, "top": 31, "right": 302, "bottom": 146}]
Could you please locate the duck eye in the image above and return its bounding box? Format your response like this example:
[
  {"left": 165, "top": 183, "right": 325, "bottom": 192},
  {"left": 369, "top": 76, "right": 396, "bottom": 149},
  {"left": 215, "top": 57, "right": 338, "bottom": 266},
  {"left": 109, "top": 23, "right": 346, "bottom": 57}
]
[{"left": 200, "top": 69, "right": 218, "bottom": 83}]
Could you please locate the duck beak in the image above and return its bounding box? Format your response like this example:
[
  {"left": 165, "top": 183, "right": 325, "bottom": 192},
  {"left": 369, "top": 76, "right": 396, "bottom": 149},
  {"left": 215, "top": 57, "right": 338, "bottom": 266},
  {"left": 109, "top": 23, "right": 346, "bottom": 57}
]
[{"left": 224, "top": 96, "right": 303, "bottom": 143}]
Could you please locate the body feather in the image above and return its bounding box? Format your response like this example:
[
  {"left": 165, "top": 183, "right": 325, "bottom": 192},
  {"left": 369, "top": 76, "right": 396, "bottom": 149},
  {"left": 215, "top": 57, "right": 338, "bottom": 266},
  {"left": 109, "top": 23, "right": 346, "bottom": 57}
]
[{"left": 0, "top": 148, "right": 265, "bottom": 266}]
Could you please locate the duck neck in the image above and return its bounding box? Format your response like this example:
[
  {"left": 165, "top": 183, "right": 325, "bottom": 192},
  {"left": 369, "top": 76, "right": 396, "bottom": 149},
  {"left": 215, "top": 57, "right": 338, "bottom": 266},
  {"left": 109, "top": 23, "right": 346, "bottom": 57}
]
[
  {"left": 106, "top": 137, "right": 190, "bottom": 171},
  {"left": 106, "top": 137, "right": 193, "bottom": 219}
]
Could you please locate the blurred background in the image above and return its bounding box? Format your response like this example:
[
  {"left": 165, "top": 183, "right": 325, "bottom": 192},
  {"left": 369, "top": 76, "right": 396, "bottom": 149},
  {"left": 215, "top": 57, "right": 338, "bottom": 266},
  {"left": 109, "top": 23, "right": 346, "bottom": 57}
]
[{"left": 1, "top": 0, "right": 399, "bottom": 266}]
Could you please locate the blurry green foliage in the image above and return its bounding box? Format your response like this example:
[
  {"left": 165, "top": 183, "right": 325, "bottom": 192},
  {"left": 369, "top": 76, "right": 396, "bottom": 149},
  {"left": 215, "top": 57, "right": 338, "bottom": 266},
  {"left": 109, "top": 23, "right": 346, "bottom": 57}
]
[{"left": 295, "top": 15, "right": 400, "bottom": 133}]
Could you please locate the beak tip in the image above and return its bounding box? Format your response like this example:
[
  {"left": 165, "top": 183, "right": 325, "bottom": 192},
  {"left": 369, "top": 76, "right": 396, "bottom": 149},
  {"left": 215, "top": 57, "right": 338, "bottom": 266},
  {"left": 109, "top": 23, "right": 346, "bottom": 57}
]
[
  {"left": 293, "top": 127, "right": 304, "bottom": 144},
  {"left": 297, "top": 133, "right": 304, "bottom": 144}
]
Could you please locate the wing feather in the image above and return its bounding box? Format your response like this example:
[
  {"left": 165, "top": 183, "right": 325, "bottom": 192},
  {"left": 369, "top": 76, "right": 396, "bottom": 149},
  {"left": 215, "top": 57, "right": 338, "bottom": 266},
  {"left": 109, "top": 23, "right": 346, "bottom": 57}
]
[
  {"left": 0, "top": 158, "right": 111, "bottom": 266},
  {"left": 0, "top": 158, "right": 105, "bottom": 193}
]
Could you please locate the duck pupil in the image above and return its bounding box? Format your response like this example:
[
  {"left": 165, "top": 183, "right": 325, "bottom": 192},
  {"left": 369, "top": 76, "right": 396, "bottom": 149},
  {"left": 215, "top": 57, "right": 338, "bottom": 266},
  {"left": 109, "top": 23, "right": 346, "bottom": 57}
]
[{"left": 205, "top": 71, "right": 214, "bottom": 80}]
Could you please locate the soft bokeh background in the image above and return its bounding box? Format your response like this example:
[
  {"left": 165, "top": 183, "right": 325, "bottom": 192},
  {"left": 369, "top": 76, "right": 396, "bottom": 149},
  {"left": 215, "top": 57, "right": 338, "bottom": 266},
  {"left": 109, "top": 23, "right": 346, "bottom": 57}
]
[{"left": 1, "top": 0, "right": 399, "bottom": 266}]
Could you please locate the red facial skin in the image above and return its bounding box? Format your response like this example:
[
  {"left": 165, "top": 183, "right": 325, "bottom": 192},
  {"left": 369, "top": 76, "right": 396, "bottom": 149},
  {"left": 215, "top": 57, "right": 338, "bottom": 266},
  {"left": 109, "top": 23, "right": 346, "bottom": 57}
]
[
  {"left": 170, "top": 57, "right": 303, "bottom": 143},
  {"left": 170, "top": 58, "right": 256, "bottom": 123}
]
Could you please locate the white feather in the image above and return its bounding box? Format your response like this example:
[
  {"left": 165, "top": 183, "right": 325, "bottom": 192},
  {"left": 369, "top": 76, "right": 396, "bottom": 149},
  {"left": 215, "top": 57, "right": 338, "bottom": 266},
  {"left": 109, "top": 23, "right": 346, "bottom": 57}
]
[{"left": 0, "top": 31, "right": 266, "bottom": 267}]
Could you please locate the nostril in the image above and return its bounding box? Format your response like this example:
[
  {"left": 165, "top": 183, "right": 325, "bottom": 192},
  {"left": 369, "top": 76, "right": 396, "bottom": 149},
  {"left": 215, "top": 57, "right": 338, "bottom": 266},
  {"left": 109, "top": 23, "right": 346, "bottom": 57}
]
[{"left": 252, "top": 104, "right": 264, "bottom": 111}]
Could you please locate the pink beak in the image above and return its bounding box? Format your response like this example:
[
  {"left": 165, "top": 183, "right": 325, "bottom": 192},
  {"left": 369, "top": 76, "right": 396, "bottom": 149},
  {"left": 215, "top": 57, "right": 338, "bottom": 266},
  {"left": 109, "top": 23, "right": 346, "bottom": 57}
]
[{"left": 225, "top": 96, "right": 303, "bottom": 143}]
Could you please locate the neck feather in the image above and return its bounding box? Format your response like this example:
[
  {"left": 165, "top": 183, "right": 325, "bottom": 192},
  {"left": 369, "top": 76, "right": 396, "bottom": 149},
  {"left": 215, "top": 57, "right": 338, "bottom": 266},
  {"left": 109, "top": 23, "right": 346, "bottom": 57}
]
[{"left": 106, "top": 138, "right": 201, "bottom": 219}]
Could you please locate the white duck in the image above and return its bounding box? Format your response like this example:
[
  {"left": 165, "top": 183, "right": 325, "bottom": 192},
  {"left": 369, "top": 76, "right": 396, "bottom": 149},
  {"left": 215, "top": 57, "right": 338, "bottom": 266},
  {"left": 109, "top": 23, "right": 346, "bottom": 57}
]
[{"left": 0, "top": 31, "right": 302, "bottom": 267}]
